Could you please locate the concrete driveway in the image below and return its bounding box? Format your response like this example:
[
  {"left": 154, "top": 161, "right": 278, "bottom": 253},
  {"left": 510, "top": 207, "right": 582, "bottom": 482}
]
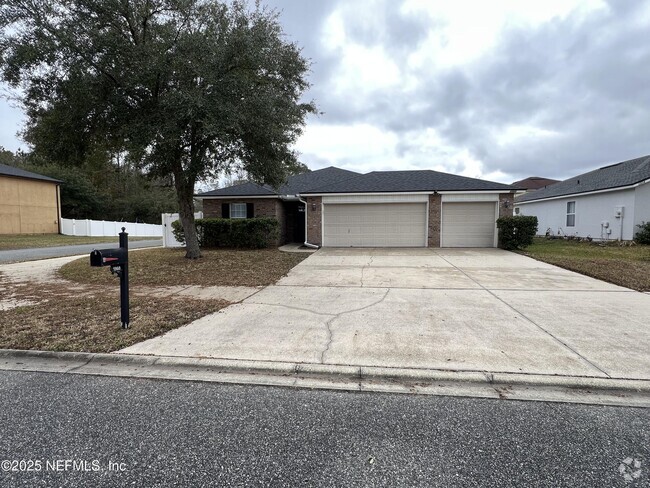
[{"left": 121, "top": 248, "right": 650, "bottom": 381}]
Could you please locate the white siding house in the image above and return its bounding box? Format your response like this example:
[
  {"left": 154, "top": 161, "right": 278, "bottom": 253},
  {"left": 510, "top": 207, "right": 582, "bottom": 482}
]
[{"left": 515, "top": 155, "right": 650, "bottom": 241}]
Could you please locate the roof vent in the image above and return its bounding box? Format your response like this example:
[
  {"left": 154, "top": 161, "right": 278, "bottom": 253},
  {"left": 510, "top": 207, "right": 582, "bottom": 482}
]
[{"left": 577, "top": 179, "right": 580, "bottom": 184}]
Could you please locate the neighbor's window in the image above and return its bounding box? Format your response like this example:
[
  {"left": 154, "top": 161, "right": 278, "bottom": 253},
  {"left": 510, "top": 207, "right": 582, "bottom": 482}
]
[
  {"left": 566, "top": 201, "right": 576, "bottom": 227},
  {"left": 230, "top": 203, "right": 247, "bottom": 219}
]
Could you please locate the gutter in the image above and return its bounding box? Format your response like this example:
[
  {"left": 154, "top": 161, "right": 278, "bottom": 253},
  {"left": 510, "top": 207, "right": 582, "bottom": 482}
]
[{"left": 297, "top": 195, "right": 319, "bottom": 249}]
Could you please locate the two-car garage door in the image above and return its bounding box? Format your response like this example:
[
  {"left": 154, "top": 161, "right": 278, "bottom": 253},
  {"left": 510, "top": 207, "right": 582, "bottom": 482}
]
[
  {"left": 323, "top": 203, "right": 427, "bottom": 247},
  {"left": 321, "top": 199, "right": 497, "bottom": 248}
]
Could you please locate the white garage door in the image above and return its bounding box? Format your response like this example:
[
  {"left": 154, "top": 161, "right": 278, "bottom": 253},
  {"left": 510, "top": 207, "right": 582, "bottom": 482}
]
[
  {"left": 323, "top": 203, "right": 427, "bottom": 247},
  {"left": 441, "top": 202, "right": 497, "bottom": 247}
]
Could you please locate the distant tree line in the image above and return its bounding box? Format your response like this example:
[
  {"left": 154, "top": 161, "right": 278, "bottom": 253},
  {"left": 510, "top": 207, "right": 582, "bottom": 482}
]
[{"left": 0, "top": 146, "right": 178, "bottom": 223}]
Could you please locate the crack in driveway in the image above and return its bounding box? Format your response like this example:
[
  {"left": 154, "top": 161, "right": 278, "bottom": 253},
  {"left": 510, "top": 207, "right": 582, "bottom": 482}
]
[{"left": 320, "top": 288, "right": 390, "bottom": 363}]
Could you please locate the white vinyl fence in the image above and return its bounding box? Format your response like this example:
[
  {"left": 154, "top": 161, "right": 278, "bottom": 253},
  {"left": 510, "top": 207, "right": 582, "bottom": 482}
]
[
  {"left": 61, "top": 218, "right": 163, "bottom": 237},
  {"left": 162, "top": 212, "right": 203, "bottom": 247}
]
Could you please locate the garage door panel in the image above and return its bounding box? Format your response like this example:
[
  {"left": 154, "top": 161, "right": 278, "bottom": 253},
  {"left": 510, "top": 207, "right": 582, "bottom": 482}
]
[
  {"left": 442, "top": 202, "right": 496, "bottom": 248},
  {"left": 324, "top": 203, "right": 426, "bottom": 247}
]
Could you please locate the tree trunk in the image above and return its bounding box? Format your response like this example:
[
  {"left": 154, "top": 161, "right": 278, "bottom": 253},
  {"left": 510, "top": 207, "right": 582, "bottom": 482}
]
[{"left": 173, "top": 170, "right": 201, "bottom": 259}]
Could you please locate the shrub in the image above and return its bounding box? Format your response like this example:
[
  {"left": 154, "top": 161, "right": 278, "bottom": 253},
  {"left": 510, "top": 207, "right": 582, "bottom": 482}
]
[
  {"left": 635, "top": 221, "right": 650, "bottom": 245},
  {"left": 496, "top": 216, "right": 538, "bottom": 250},
  {"left": 171, "top": 218, "right": 280, "bottom": 248}
]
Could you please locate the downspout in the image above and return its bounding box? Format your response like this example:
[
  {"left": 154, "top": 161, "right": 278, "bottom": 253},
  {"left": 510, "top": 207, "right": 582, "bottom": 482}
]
[{"left": 297, "top": 196, "right": 320, "bottom": 249}]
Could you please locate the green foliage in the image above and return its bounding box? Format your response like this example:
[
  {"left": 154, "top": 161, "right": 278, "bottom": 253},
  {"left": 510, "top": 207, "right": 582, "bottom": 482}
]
[
  {"left": 496, "top": 216, "right": 539, "bottom": 250},
  {"left": 6, "top": 150, "right": 178, "bottom": 222},
  {"left": 1, "top": 0, "right": 316, "bottom": 257},
  {"left": 172, "top": 218, "right": 280, "bottom": 249},
  {"left": 635, "top": 222, "right": 650, "bottom": 245}
]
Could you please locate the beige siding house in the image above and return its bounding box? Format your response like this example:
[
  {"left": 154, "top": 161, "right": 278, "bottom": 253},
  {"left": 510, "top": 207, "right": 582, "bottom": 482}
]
[{"left": 0, "top": 164, "right": 62, "bottom": 234}]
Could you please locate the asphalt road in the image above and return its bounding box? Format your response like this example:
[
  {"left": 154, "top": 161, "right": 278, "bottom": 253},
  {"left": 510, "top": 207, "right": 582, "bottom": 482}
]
[
  {"left": 0, "top": 372, "right": 648, "bottom": 487},
  {"left": 0, "top": 239, "right": 162, "bottom": 263}
]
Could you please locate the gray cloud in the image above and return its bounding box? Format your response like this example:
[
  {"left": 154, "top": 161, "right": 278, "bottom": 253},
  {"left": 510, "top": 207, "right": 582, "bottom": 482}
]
[
  {"left": 270, "top": 0, "right": 650, "bottom": 182},
  {"left": 2, "top": 0, "right": 649, "bottom": 183}
]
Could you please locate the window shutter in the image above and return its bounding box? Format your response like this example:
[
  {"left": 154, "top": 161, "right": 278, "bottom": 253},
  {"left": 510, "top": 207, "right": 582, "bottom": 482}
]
[
  {"left": 246, "top": 203, "right": 255, "bottom": 219},
  {"left": 222, "top": 203, "right": 230, "bottom": 219}
]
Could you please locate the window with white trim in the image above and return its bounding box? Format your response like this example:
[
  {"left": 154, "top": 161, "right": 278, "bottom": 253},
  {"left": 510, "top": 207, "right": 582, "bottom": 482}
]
[
  {"left": 566, "top": 201, "right": 576, "bottom": 227},
  {"left": 230, "top": 203, "right": 247, "bottom": 219}
]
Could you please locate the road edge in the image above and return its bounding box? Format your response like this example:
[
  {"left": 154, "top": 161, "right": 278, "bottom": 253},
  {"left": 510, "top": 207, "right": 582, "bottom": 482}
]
[{"left": 1, "top": 349, "right": 649, "bottom": 407}]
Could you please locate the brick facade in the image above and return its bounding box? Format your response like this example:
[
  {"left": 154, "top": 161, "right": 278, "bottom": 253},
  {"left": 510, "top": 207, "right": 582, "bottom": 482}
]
[
  {"left": 203, "top": 198, "right": 279, "bottom": 219},
  {"left": 427, "top": 194, "right": 441, "bottom": 247},
  {"left": 499, "top": 193, "right": 515, "bottom": 218},
  {"left": 306, "top": 196, "right": 322, "bottom": 246},
  {"left": 202, "top": 197, "right": 282, "bottom": 246}
]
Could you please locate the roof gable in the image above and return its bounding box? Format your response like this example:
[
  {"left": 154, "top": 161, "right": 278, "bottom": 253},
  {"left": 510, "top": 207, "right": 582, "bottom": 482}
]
[{"left": 517, "top": 155, "right": 650, "bottom": 203}]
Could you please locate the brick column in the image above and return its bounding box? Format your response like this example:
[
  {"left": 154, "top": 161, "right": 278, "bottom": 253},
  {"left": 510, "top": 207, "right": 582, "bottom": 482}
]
[
  {"left": 499, "top": 193, "right": 514, "bottom": 218},
  {"left": 428, "top": 194, "right": 441, "bottom": 247},
  {"left": 306, "top": 196, "right": 322, "bottom": 246}
]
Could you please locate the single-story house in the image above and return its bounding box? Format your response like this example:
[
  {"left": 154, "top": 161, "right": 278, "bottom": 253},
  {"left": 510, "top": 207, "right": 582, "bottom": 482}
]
[
  {"left": 0, "top": 163, "right": 62, "bottom": 235},
  {"left": 196, "top": 166, "right": 518, "bottom": 248},
  {"left": 515, "top": 155, "right": 650, "bottom": 241}
]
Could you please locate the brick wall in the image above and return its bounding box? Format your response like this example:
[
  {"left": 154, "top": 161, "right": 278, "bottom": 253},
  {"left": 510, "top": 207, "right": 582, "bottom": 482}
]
[
  {"left": 427, "top": 194, "right": 441, "bottom": 247},
  {"left": 306, "top": 196, "right": 322, "bottom": 246},
  {"left": 499, "top": 193, "right": 515, "bottom": 218},
  {"left": 202, "top": 198, "right": 279, "bottom": 218}
]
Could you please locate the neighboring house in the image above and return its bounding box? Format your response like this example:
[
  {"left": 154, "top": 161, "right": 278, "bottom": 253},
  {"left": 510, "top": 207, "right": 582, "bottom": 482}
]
[
  {"left": 511, "top": 176, "right": 560, "bottom": 193},
  {"left": 196, "top": 166, "right": 518, "bottom": 248},
  {"left": 0, "top": 163, "right": 62, "bottom": 235},
  {"left": 515, "top": 155, "right": 650, "bottom": 241}
]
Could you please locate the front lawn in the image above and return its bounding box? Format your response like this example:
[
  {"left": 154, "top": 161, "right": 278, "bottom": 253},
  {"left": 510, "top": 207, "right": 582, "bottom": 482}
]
[
  {"left": 59, "top": 248, "right": 309, "bottom": 287},
  {"left": 1, "top": 248, "right": 307, "bottom": 353},
  {"left": 0, "top": 233, "right": 156, "bottom": 250},
  {"left": 0, "top": 283, "right": 227, "bottom": 353},
  {"left": 520, "top": 238, "right": 650, "bottom": 291}
]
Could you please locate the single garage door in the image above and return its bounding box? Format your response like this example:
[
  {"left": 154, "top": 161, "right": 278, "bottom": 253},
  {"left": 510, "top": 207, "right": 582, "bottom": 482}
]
[
  {"left": 441, "top": 202, "right": 496, "bottom": 247},
  {"left": 323, "top": 203, "right": 427, "bottom": 247}
]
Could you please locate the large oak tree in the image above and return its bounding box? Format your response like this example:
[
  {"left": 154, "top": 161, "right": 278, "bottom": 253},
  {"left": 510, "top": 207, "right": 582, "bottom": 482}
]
[{"left": 0, "top": 0, "right": 315, "bottom": 257}]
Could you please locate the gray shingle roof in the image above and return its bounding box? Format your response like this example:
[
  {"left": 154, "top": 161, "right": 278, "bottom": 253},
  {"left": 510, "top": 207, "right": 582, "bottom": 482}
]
[
  {"left": 0, "top": 163, "right": 62, "bottom": 183},
  {"left": 516, "top": 155, "right": 650, "bottom": 203},
  {"left": 301, "top": 170, "right": 517, "bottom": 194},
  {"left": 198, "top": 181, "right": 276, "bottom": 197},
  {"left": 196, "top": 167, "right": 360, "bottom": 197}
]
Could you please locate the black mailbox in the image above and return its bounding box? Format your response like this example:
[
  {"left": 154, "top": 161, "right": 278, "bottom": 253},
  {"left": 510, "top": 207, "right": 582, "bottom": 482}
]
[{"left": 90, "top": 248, "right": 127, "bottom": 267}]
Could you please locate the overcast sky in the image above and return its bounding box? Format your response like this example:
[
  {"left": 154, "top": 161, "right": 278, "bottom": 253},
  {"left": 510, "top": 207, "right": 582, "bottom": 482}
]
[{"left": 2, "top": 0, "right": 650, "bottom": 183}]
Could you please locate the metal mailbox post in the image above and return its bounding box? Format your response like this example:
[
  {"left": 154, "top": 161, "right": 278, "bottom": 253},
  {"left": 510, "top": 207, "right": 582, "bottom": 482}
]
[{"left": 90, "top": 227, "right": 130, "bottom": 329}]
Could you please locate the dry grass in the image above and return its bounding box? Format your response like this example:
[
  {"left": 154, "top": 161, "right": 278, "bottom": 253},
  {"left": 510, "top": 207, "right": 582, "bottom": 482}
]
[
  {"left": 0, "top": 234, "right": 156, "bottom": 250},
  {"left": 59, "top": 248, "right": 309, "bottom": 287},
  {"left": 1, "top": 248, "right": 306, "bottom": 352},
  {"left": 521, "top": 238, "right": 650, "bottom": 291},
  {"left": 0, "top": 282, "right": 227, "bottom": 352}
]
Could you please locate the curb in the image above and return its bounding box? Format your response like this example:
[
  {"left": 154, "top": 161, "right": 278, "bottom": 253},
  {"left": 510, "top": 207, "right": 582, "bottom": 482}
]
[{"left": 1, "top": 349, "right": 649, "bottom": 407}]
